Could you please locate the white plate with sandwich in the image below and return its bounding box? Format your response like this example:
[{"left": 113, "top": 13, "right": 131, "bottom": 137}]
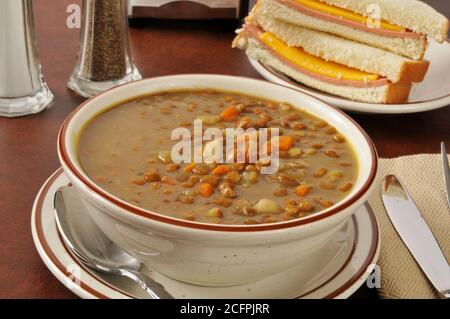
[{"left": 235, "top": 0, "right": 450, "bottom": 114}]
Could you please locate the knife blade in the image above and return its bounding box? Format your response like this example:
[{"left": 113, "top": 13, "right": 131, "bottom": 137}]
[
  {"left": 381, "top": 175, "right": 450, "bottom": 299},
  {"left": 441, "top": 142, "right": 450, "bottom": 208}
]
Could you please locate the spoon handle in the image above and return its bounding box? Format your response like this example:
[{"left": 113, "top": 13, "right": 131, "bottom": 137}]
[{"left": 121, "top": 269, "right": 174, "bottom": 299}]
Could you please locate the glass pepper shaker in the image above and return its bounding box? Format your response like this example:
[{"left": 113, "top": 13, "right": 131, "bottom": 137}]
[
  {"left": 0, "top": 0, "right": 54, "bottom": 117},
  {"left": 68, "top": 0, "right": 141, "bottom": 98}
]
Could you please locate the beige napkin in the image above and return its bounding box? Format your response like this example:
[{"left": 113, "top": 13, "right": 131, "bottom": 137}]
[{"left": 369, "top": 154, "right": 450, "bottom": 299}]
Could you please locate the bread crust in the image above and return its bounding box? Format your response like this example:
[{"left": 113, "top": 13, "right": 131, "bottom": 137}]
[
  {"left": 385, "top": 82, "right": 412, "bottom": 104},
  {"left": 398, "top": 60, "right": 430, "bottom": 83}
]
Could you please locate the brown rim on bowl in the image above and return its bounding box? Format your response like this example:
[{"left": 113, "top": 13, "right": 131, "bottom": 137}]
[{"left": 58, "top": 75, "right": 378, "bottom": 232}]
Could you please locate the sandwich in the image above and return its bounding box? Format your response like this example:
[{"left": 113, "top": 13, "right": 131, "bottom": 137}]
[
  {"left": 256, "top": 0, "right": 449, "bottom": 60},
  {"left": 233, "top": 0, "right": 448, "bottom": 104}
]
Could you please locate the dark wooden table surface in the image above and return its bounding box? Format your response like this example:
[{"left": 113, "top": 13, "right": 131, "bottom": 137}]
[{"left": 0, "top": 0, "right": 448, "bottom": 299}]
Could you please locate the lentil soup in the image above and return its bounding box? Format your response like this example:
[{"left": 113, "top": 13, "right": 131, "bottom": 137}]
[{"left": 77, "top": 89, "right": 358, "bottom": 225}]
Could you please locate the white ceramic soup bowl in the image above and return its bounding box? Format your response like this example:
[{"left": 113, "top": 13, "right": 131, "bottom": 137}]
[{"left": 58, "top": 75, "right": 378, "bottom": 287}]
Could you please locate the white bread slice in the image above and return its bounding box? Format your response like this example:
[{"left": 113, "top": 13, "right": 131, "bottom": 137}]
[
  {"left": 259, "top": 0, "right": 428, "bottom": 60},
  {"left": 233, "top": 34, "right": 412, "bottom": 104},
  {"left": 320, "top": 0, "right": 449, "bottom": 43},
  {"left": 254, "top": 11, "right": 430, "bottom": 83}
]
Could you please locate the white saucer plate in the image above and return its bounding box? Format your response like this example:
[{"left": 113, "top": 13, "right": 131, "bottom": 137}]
[
  {"left": 249, "top": 40, "right": 450, "bottom": 114},
  {"left": 32, "top": 169, "right": 380, "bottom": 299}
]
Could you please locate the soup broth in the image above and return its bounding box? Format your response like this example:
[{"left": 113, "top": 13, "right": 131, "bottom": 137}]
[{"left": 78, "top": 90, "right": 358, "bottom": 225}]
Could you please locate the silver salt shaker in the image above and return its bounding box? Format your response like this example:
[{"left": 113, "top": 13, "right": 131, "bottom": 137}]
[{"left": 0, "top": 0, "right": 53, "bottom": 117}]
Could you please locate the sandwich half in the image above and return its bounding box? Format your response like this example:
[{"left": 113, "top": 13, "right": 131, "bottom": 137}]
[
  {"left": 257, "top": 0, "right": 449, "bottom": 60},
  {"left": 233, "top": 5, "right": 434, "bottom": 104},
  {"left": 253, "top": 9, "right": 430, "bottom": 84},
  {"left": 233, "top": 24, "right": 412, "bottom": 103}
]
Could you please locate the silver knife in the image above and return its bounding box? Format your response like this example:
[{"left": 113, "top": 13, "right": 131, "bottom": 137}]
[
  {"left": 441, "top": 142, "right": 450, "bottom": 208},
  {"left": 381, "top": 175, "right": 450, "bottom": 299}
]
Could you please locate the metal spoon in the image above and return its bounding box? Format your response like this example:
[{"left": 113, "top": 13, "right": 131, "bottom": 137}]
[{"left": 54, "top": 186, "right": 173, "bottom": 299}]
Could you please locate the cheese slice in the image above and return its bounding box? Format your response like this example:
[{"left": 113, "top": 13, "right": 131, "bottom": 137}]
[
  {"left": 294, "top": 0, "right": 406, "bottom": 32},
  {"left": 259, "top": 32, "right": 380, "bottom": 82}
]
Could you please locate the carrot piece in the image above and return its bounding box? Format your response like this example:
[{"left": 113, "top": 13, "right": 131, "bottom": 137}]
[
  {"left": 278, "top": 136, "right": 295, "bottom": 151},
  {"left": 183, "top": 163, "right": 196, "bottom": 172},
  {"left": 198, "top": 183, "right": 214, "bottom": 197},
  {"left": 212, "top": 165, "right": 232, "bottom": 176},
  {"left": 220, "top": 106, "right": 239, "bottom": 121},
  {"left": 273, "top": 136, "right": 295, "bottom": 151},
  {"left": 295, "top": 185, "right": 310, "bottom": 197}
]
